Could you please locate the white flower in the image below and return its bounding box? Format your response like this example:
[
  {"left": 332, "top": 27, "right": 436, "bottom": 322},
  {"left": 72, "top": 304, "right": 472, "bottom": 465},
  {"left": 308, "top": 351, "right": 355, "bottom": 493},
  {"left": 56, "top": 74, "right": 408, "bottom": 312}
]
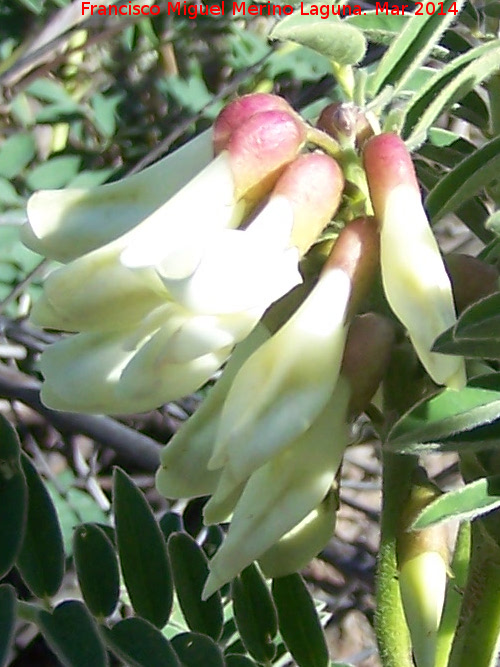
[{"left": 363, "top": 133, "right": 466, "bottom": 390}]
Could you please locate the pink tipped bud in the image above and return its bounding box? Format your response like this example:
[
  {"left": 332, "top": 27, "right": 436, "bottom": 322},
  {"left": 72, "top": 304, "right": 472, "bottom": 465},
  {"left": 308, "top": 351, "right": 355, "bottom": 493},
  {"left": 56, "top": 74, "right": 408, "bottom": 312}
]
[
  {"left": 271, "top": 152, "right": 344, "bottom": 256},
  {"left": 363, "top": 133, "right": 466, "bottom": 390},
  {"left": 341, "top": 313, "right": 395, "bottom": 417},
  {"left": 323, "top": 217, "right": 379, "bottom": 317},
  {"left": 363, "top": 133, "right": 418, "bottom": 218},
  {"left": 317, "top": 102, "right": 374, "bottom": 148},
  {"left": 445, "top": 253, "right": 499, "bottom": 314},
  {"left": 214, "top": 93, "right": 296, "bottom": 154},
  {"left": 228, "top": 109, "right": 306, "bottom": 205}
]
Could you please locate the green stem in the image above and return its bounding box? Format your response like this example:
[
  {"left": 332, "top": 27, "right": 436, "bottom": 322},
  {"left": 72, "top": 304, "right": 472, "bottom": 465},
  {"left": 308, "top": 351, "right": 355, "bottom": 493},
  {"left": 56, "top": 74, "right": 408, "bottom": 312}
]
[
  {"left": 306, "top": 126, "right": 342, "bottom": 159},
  {"left": 17, "top": 600, "right": 46, "bottom": 623},
  {"left": 375, "top": 451, "right": 417, "bottom": 667},
  {"left": 434, "top": 521, "right": 471, "bottom": 667},
  {"left": 447, "top": 521, "right": 500, "bottom": 667}
]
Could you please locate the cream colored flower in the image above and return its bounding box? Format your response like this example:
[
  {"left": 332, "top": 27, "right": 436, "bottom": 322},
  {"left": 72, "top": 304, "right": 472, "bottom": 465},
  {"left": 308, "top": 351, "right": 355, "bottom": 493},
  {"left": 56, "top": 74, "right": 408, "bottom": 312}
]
[{"left": 363, "top": 133, "right": 466, "bottom": 390}]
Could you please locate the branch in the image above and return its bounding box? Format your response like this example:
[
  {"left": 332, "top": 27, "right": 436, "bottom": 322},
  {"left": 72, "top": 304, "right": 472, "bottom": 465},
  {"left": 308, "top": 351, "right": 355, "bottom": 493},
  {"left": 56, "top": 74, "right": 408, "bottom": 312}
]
[{"left": 0, "top": 363, "right": 161, "bottom": 471}]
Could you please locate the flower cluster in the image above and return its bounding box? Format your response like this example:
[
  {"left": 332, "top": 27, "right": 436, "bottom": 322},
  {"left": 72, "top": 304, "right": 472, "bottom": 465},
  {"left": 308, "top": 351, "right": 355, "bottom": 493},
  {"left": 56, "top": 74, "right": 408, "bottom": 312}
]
[
  {"left": 24, "top": 94, "right": 343, "bottom": 413},
  {"left": 23, "top": 93, "right": 466, "bottom": 591}
]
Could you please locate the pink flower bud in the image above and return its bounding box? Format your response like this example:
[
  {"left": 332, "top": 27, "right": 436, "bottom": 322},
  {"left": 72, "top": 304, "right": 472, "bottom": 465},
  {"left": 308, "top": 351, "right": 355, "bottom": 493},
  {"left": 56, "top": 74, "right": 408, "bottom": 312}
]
[
  {"left": 227, "top": 109, "right": 306, "bottom": 205},
  {"left": 317, "top": 102, "right": 374, "bottom": 148},
  {"left": 214, "top": 93, "right": 296, "bottom": 154},
  {"left": 323, "top": 216, "right": 379, "bottom": 317},
  {"left": 271, "top": 152, "right": 344, "bottom": 256}
]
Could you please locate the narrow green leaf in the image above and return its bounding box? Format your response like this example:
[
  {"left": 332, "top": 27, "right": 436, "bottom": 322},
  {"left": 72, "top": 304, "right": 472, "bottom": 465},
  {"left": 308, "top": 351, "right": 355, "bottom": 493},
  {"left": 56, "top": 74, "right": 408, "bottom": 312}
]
[
  {"left": 270, "top": 14, "right": 367, "bottom": 65},
  {"left": 38, "top": 600, "right": 108, "bottom": 667},
  {"left": 272, "top": 574, "right": 329, "bottom": 667},
  {"left": 0, "top": 585, "right": 16, "bottom": 667},
  {"left": 413, "top": 477, "right": 500, "bottom": 530},
  {"left": 171, "top": 632, "right": 224, "bottom": 667},
  {"left": 16, "top": 454, "right": 65, "bottom": 598},
  {"left": 426, "top": 136, "right": 500, "bottom": 223},
  {"left": 167, "top": 532, "right": 223, "bottom": 640},
  {"left": 113, "top": 468, "right": 172, "bottom": 628},
  {"left": 0, "top": 417, "right": 27, "bottom": 578},
  {"left": 433, "top": 332, "right": 500, "bottom": 360},
  {"left": 403, "top": 41, "right": 498, "bottom": 141},
  {"left": 407, "top": 42, "right": 500, "bottom": 149},
  {"left": 73, "top": 523, "right": 120, "bottom": 619},
  {"left": 231, "top": 564, "right": 278, "bottom": 663},
  {"left": 102, "top": 617, "right": 181, "bottom": 667},
  {"left": 387, "top": 375, "right": 500, "bottom": 450},
  {"left": 369, "top": 0, "right": 466, "bottom": 97},
  {"left": 453, "top": 293, "right": 500, "bottom": 341}
]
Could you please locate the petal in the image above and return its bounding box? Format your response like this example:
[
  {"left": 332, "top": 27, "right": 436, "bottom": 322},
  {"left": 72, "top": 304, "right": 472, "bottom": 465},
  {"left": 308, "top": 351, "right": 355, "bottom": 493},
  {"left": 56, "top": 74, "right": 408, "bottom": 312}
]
[
  {"left": 39, "top": 330, "right": 148, "bottom": 414},
  {"left": 115, "top": 322, "right": 232, "bottom": 409},
  {"left": 258, "top": 493, "right": 337, "bottom": 578},
  {"left": 32, "top": 246, "right": 168, "bottom": 332},
  {"left": 159, "top": 197, "right": 302, "bottom": 314},
  {"left": 208, "top": 267, "right": 351, "bottom": 485},
  {"left": 120, "top": 153, "right": 245, "bottom": 279},
  {"left": 202, "top": 379, "right": 350, "bottom": 598},
  {"left": 23, "top": 130, "right": 213, "bottom": 262},
  {"left": 381, "top": 185, "right": 466, "bottom": 389},
  {"left": 156, "top": 324, "right": 270, "bottom": 499}
]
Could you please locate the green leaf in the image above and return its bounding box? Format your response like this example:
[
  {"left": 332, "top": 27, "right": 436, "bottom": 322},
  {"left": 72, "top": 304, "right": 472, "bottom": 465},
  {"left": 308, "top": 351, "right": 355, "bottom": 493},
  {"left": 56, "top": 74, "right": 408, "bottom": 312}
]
[
  {"left": 387, "top": 376, "right": 500, "bottom": 452},
  {"left": 102, "top": 617, "right": 181, "bottom": 667},
  {"left": 452, "top": 293, "right": 500, "bottom": 341},
  {"left": 26, "top": 78, "right": 78, "bottom": 105},
  {"left": 167, "top": 532, "right": 223, "bottom": 640},
  {"left": 25, "top": 156, "right": 82, "bottom": 190},
  {"left": 38, "top": 600, "right": 108, "bottom": 667},
  {"left": 0, "top": 416, "right": 27, "bottom": 578},
  {"left": 73, "top": 523, "right": 120, "bottom": 619},
  {"left": 231, "top": 564, "right": 278, "bottom": 663},
  {"left": 426, "top": 136, "right": 500, "bottom": 224},
  {"left": 369, "top": 0, "right": 466, "bottom": 97},
  {"left": 225, "top": 656, "right": 258, "bottom": 667},
  {"left": 0, "top": 178, "right": 24, "bottom": 207},
  {"left": 0, "top": 134, "right": 35, "bottom": 178},
  {"left": 91, "top": 93, "right": 123, "bottom": 138},
  {"left": 272, "top": 574, "right": 329, "bottom": 667},
  {"left": 270, "top": 14, "right": 367, "bottom": 65},
  {"left": 113, "top": 468, "right": 172, "bottom": 628},
  {"left": 171, "top": 632, "right": 225, "bottom": 667},
  {"left": 159, "top": 511, "right": 183, "bottom": 543},
  {"left": 345, "top": 11, "right": 408, "bottom": 46},
  {"left": 0, "top": 585, "right": 16, "bottom": 667},
  {"left": 403, "top": 41, "right": 499, "bottom": 144},
  {"left": 16, "top": 454, "right": 65, "bottom": 598},
  {"left": 413, "top": 477, "right": 500, "bottom": 530}
]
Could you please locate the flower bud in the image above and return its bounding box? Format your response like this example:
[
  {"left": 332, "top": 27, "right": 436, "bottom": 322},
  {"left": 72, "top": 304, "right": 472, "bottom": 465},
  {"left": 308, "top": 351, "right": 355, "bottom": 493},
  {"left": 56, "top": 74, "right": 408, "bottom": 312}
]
[
  {"left": 272, "top": 152, "right": 344, "bottom": 256},
  {"left": 445, "top": 253, "right": 499, "bottom": 314},
  {"left": 397, "top": 473, "right": 449, "bottom": 667},
  {"left": 317, "top": 102, "right": 374, "bottom": 148},
  {"left": 227, "top": 109, "right": 306, "bottom": 206},
  {"left": 363, "top": 133, "right": 466, "bottom": 390},
  {"left": 213, "top": 93, "right": 296, "bottom": 154},
  {"left": 341, "top": 313, "right": 395, "bottom": 417}
]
